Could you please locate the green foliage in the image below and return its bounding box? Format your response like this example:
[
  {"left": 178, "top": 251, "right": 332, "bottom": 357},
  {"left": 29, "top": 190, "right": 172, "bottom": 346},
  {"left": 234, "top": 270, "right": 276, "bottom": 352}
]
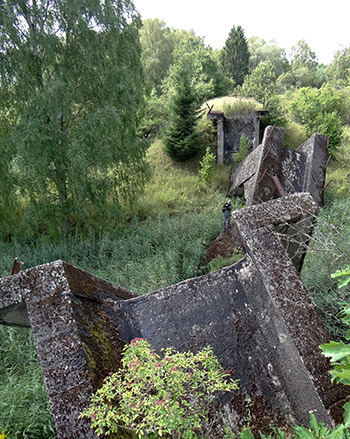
[
  {"left": 290, "top": 84, "right": 343, "bottom": 149},
  {"left": 164, "top": 66, "right": 206, "bottom": 161},
  {"left": 0, "top": 327, "right": 56, "bottom": 438},
  {"left": 263, "top": 96, "right": 288, "bottom": 128},
  {"left": 242, "top": 61, "right": 277, "bottom": 107},
  {"left": 320, "top": 263, "right": 350, "bottom": 385},
  {"left": 290, "top": 39, "right": 324, "bottom": 88},
  {"left": 163, "top": 34, "right": 232, "bottom": 102},
  {"left": 80, "top": 339, "right": 238, "bottom": 438},
  {"left": 332, "top": 267, "right": 350, "bottom": 289},
  {"left": 0, "top": 0, "right": 148, "bottom": 236},
  {"left": 247, "top": 37, "right": 289, "bottom": 78},
  {"left": 294, "top": 410, "right": 350, "bottom": 439},
  {"left": 234, "top": 134, "right": 251, "bottom": 164},
  {"left": 140, "top": 19, "right": 176, "bottom": 95},
  {"left": 221, "top": 25, "right": 250, "bottom": 87},
  {"left": 302, "top": 196, "right": 350, "bottom": 340},
  {"left": 207, "top": 250, "right": 244, "bottom": 273},
  {"left": 326, "top": 47, "right": 350, "bottom": 86},
  {"left": 199, "top": 147, "right": 216, "bottom": 181}
]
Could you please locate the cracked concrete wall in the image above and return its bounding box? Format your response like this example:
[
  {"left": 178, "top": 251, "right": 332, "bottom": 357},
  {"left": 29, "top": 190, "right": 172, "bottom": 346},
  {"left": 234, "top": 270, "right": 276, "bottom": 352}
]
[{"left": 226, "top": 126, "right": 329, "bottom": 272}]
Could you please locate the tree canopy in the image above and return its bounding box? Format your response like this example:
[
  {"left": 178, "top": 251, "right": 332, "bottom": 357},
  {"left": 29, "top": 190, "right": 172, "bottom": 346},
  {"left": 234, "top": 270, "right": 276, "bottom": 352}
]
[
  {"left": 0, "top": 0, "right": 148, "bottom": 236},
  {"left": 248, "top": 36, "right": 289, "bottom": 78},
  {"left": 220, "top": 25, "right": 250, "bottom": 86}
]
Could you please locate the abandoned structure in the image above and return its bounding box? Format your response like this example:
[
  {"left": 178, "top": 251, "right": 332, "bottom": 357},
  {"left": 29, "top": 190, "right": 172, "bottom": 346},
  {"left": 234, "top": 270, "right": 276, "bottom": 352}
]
[
  {"left": 0, "top": 193, "right": 348, "bottom": 439},
  {"left": 227, "top": 125, "right": 329, "bottom": 207},
  {"left": 207, "top": 109, "right": 268, "bottom": 164},
  {"left": 223, "top": 125, "right": 329, "bottom": 272}
]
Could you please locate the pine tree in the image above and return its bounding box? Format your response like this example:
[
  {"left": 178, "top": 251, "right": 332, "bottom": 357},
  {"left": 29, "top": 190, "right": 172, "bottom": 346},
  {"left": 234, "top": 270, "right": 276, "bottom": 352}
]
[
  {"left": 0, "top": 0, "right": 148, "bottom": 235},
  {"left": 164, "top": 67, "right": 205, "bottom": 162},
  {"left": 221, "top": 25, "right": 250, "bottom": 86}
]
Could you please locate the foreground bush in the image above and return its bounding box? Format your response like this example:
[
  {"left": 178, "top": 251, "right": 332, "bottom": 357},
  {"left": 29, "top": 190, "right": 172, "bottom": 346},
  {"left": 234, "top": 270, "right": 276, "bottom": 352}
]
[{"left": 81, "top": 339, "right": 238, "bottom": 438}]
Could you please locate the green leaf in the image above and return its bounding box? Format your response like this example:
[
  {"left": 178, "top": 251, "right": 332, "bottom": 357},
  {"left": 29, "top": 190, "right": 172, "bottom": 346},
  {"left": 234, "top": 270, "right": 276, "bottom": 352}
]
[
  {"left": 343, "top": 401, "right": 350, "bottom": 426},
  {"left": 240, "top": 427, "right": 255, "bottom": 439},
  {"left": 320, "top": 341, "right": 350, "bottom": 362}
]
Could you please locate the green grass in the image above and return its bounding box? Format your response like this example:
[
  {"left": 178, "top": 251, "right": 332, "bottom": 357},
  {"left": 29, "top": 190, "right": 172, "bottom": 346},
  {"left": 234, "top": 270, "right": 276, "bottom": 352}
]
[
  {"left": 0, "top": 326, "right": 56, "bottom": 438},
  {"left": 0, "top": 138, "right": 238, "bottom": 438},
  {"left": 1, "top": 126, "right": 350, "bottom": 437},
  {"left": 204, "top": 96, "right": 261, "bottom": 118}
]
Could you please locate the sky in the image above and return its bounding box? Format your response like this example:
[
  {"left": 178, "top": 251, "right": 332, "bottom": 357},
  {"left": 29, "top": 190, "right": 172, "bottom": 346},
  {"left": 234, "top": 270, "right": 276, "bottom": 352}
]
[{"left": 133, "top": 0, "right": 350, "bottom": 65}]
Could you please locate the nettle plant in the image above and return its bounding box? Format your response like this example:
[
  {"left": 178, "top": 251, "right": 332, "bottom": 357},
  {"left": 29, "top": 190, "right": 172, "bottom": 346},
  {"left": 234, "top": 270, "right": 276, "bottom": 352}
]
[
  {"left": 320, "top": 266, "right": 350, "bottom": 386},
  {"left": 80, "top": 338, "right": 238, "bottom": 439}
]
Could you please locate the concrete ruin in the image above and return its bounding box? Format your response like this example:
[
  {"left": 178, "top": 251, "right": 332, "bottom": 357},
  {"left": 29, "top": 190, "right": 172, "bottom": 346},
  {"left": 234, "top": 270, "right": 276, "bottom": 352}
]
[
  {"left": 226, "top": 125, "right": 329, "bottom": 272},
  {"left": 227, "top": 125, "right": 329, "bottom": 207},
  {"left": 207, "top": 109, "right": 268, "bottom": 164},
  {"left": 0, "top": 193, "right": 348, "bottom": 439}
]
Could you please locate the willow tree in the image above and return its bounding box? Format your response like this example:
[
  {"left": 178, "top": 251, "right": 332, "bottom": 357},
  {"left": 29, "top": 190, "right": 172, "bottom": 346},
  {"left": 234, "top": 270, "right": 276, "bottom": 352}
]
[{"left": 0, "top": 0, "right": 148, "bottom": 235}]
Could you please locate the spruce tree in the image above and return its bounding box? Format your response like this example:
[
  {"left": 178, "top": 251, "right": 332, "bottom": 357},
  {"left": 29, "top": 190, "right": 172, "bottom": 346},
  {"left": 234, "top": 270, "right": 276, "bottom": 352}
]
[
  {"left": 0, "top": 0, "right": 148, "bottom": 235},
  {"left": 221, "top": 25, "right": 250, "bottom": 86},
  {"left": 164, "top": 67, "right": 204, "bottom": 162}
]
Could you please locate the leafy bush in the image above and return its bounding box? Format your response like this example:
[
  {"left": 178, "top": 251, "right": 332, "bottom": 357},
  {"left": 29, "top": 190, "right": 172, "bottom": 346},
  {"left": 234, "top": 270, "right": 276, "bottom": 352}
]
[
  {"left": 290, "top": 84, "right": 343, "bottom": 149},
  {"left": 80, "top": 338, "right": 238, "bottom": 438},
  {"left": 199, "top": 147, "right": 216, "bottom": 181}
]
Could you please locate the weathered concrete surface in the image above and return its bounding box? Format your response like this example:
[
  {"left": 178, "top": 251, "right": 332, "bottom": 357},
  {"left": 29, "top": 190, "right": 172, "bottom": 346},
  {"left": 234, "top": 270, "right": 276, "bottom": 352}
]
[
  {"left": 0, "top": 262, "right": 135, "bottom": 439},
  {"left": 226, "top": 126, "right": 329, "bottom": 271},
  {"left": 208, "top": 110, "right": 268, "bottom": 164},
  {"left": 0, "top": 195, "right": 348, "bottom": 438},
  {"left": 227, "top": 126, "right": 329, "bottom": 207}
]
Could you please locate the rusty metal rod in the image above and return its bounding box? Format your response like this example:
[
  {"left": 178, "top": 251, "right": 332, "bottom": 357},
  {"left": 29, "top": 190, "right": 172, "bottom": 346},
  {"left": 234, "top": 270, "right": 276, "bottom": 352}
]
[
  {"left": 11, "top": 258, "right": 24, "bottom": 275},
  {"left": 271, "top": 174, "right": 287, "bottom": 197},
  {"left": 258, "top": 168, "right": 268, "bottom": 184}
]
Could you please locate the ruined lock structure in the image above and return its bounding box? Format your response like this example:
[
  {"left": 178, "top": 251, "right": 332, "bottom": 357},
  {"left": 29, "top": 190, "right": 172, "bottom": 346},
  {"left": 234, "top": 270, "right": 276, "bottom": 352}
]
[{"left": 0, "top": 192, "right": 348, "bottom": 438}]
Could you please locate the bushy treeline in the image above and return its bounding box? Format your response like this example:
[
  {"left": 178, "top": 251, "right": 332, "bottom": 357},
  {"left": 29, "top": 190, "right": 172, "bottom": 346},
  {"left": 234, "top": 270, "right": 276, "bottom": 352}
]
[{"left": 140, "top": 19, "right": 350, "bottom": 162}]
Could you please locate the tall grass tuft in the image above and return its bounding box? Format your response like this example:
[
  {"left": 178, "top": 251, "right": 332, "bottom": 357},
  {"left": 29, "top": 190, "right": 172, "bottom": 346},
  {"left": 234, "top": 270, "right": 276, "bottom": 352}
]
[
  {"left": 0, "top": 326, "right": 56, "bottom": 438},
  {"left": 203, "top": 96, "right": 260, "bottom": 118}
]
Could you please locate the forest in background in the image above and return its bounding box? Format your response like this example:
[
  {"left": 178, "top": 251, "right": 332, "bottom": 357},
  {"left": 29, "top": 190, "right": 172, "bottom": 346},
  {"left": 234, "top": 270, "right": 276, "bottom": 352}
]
[{"left": 1, "top": 0, "right": 350, "bottom": 437}]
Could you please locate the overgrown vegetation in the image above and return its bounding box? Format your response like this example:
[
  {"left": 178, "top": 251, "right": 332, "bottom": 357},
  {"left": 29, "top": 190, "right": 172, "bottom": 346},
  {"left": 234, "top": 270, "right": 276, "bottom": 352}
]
[
  {"left": 81, "top": 338, "right": 238, "bottom": 438},
  {"left": 1, "top": 2, "right": 350, "bottom": 437}
]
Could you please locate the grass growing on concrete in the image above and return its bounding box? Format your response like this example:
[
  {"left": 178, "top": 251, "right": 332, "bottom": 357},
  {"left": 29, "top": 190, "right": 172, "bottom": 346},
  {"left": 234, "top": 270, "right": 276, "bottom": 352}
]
[{"left": 204, "top": 96, "right": 260, "bottom": 118}]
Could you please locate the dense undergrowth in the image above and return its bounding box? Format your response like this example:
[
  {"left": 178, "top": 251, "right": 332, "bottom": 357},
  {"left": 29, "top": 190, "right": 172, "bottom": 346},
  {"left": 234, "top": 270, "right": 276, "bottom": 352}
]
[
  {"left": 0, "top": 140, "right": 236, "bottom": 438},
  {"left": 1, "top": 126, "right": 350, "bottom": 438}
]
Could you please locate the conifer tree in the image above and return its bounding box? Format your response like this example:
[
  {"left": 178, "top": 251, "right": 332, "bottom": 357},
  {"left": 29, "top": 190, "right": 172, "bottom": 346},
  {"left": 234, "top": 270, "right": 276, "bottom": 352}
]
[
  {"left": 221, "top": 25, "right": 250, "bottom": 86},
  {"left": 0, "top": 0, "right": 148, "bottom": 235},
  {"left": 164, "top": 66, "right": 205, "bottom": 162}
]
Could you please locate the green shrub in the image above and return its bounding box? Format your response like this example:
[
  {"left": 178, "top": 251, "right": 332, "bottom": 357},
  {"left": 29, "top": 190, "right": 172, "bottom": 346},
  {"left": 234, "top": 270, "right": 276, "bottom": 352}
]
[
  {"left": 80, "top": 338, "right": 238, "bottom": 438},
  {"left": 234, "top": 134, "right": 251, "bottom": 164},
  {"left": 199, "top": 147, "right": 216, "bottom": 181},
  {"left": 289, "top": 85, "right": 344, "bottom": 149}
]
